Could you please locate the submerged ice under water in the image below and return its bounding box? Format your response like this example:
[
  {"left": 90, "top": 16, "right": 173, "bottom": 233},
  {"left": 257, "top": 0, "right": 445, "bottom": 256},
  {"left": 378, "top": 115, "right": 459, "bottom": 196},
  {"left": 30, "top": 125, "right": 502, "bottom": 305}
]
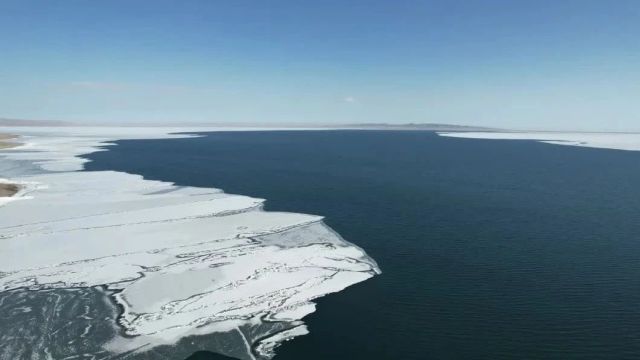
[{"left": 0, "top": 127, "right": 380, "bottom": 360}]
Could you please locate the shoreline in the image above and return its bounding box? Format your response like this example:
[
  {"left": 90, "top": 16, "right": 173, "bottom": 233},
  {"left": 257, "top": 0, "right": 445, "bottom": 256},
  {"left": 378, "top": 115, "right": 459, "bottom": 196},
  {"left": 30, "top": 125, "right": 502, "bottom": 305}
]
[
  {"left": 0, "top": 134, "right": 21, "bottom": 199},
  {"left": 0, "top": 133, "right": 20, "bottom": 149},
  {"left": 0, "top": 183, "right": 19, "bottom": 197}
]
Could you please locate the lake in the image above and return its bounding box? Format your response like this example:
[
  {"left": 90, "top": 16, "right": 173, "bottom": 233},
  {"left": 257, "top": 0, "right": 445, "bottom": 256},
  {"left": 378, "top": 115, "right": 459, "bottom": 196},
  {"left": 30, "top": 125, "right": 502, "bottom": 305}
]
[{"left": 85, "top": 130, "right": 640, "bottom": 359}]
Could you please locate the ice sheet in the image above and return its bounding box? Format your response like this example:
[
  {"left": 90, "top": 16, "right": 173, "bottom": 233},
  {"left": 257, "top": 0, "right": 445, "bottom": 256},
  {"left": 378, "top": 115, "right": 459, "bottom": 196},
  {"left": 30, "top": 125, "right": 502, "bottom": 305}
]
[
  {"left": 0, "top": 127, "right": 380, "bottom": 359},
  {"left": 438, "top": 131, "right": 640, "bottom": 151}
]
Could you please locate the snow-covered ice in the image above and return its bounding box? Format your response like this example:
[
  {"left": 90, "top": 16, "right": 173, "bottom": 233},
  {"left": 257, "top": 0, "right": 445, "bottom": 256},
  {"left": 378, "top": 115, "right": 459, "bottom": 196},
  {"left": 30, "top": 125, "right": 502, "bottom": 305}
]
[
  {"left": 0, "top": 126, "right": 380, "bottom": 359},
  {"left": 438, "top": 131, "right": 640, "bottom": 151}
]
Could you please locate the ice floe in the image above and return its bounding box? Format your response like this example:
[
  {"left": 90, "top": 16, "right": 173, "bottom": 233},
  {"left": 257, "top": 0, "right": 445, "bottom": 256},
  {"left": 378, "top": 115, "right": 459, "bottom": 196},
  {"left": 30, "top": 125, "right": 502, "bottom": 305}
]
[
  {"left": 438, "top": 131, "right": 640, "bottom": 151},
  {"left": 0, "top": 126, "right": 380, "bottom": 359}
]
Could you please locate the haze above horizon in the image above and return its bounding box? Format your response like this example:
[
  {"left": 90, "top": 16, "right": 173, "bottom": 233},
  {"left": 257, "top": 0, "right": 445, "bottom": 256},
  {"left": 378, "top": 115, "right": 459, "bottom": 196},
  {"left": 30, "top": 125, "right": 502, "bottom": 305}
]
[{"left": 1, "top": 0, "right": 638, "bottom": 131}]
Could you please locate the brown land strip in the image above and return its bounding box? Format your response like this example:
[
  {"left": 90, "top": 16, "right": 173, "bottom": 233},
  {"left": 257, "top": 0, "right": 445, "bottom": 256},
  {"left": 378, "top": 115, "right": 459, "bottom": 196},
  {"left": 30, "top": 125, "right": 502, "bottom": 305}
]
[
  {"left": 0, "top": 133, "right": 20, "bottom": 197},
  {"left": 0, "top": 133, "right": 19, "bottom": 149},
  {"left": 0, "top": 183, "right": 19, "bottom": 197}
]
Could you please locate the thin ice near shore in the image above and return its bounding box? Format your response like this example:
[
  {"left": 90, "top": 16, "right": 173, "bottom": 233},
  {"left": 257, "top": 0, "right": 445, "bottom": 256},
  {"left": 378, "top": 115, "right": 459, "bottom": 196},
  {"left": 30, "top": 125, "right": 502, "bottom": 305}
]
[{"left": 0, "top": 127, "right": 380, "bottom": 359}]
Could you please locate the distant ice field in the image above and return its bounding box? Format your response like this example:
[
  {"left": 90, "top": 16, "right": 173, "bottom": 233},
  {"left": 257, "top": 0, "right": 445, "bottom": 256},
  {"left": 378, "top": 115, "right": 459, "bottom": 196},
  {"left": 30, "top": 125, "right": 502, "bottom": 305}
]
[{"left": 438, "top": 131, "right": 640, "bottom": 151}]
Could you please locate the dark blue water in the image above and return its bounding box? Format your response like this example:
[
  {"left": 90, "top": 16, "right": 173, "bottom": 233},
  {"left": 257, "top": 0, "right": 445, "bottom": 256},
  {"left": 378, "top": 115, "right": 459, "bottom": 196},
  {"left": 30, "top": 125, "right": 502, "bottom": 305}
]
[{"left": 85, "top": 131, "right": 640, "bottom": 359}]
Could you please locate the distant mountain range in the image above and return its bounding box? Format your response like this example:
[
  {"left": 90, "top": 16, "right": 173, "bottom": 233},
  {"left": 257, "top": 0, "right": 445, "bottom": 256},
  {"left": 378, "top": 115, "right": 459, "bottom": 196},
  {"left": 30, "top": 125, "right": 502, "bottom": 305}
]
[
  {"left": 343, "top": 123, "right": 498, "bottom": 131},
  {"left": 0, "top": 118, "right": 495, "bottom": 132},
  {"left": 0, "top": 118, "right": 74, "bottom": 127}
]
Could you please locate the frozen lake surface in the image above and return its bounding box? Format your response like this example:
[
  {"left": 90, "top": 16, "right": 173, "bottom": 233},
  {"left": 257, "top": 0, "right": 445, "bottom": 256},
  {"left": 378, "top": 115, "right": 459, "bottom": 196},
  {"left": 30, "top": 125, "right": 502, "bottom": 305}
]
[{"left": 0, "top": 127, "right": 379, "bottom": 360}]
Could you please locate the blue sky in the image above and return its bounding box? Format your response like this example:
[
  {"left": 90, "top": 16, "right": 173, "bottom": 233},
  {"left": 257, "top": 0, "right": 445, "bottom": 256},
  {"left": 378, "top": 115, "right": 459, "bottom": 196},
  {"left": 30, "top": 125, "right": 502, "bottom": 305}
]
[{"left": 0, "top": 0, "right": 638, "bottom": 130}]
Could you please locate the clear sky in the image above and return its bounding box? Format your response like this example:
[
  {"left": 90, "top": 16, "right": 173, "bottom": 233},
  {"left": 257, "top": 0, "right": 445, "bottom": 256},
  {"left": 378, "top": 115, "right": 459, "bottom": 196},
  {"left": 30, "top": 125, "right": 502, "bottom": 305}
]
[{"left": 0, "top": 0, "right": 638, "bottom": 130}]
